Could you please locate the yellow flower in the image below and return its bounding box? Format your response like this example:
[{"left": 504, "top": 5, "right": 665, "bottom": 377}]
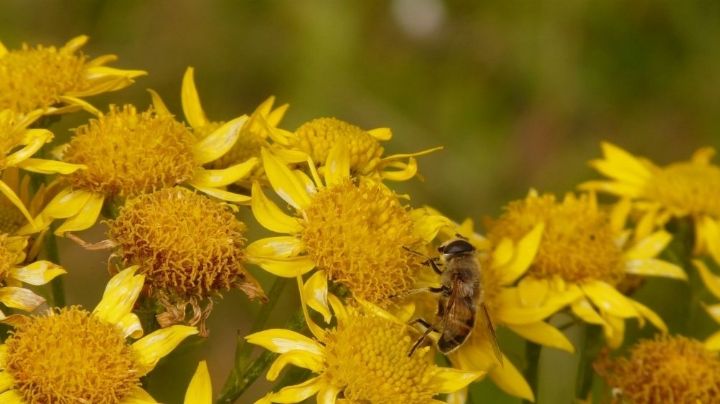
[
  {"left": 0, "top": 35, "right": 145, "bottom": 115},
  {"left": 184, "top": 361, "right": 212, "bottom": 404},
  {"left": 0, "top": 109, "right": 84, "bottom": 227},
  {"left": 583, "top": 142, "right": 720, "bottom": 262},
  {"left": 247, "top": 296, "right": 482, "bottom": 404},
  {"left": 422, "top": 214, "right": 576, "bottom": 402},
  {"left": 107, "top": 187, "right": 266, "bottom": 335},
  {"left": 150, "top": 67, "right": 288, "bottom": 183},
  {"left": 277, "top": 117, "right": 441, "bottom": 182},
  {"left": 0, "top": 233, "right": 65, "bottom": 316},
  {"left": 0, "top": 266, "right": 198, "bottom": 403},
  {"left": 247, "top": 142, "right": 447, "bottom": 307},
  {"left": 486, "top": 191, "right": 686, "bottom": 348},
  {"left": 24, "top": 101, "right": 258, "bottom": 236},
  {"left": 594, "top": 335, "right": 720, "bottom": 403}
]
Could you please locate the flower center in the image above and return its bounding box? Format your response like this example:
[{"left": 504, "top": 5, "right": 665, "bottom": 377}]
[
  {"left": 0, "top": 43, "right": 87, "bottom": 114},
  {"left": 292, "top": 117, "right": 384, "bottom": 174},
  {"left": 109, "top": 188, "right": 247, "bottom": 297},
  {"left": 301, "top": 180, "right": 423, "bottom": 303},
  {"left": 64, "top": 105, "right": 196, "bottom": 197},
  {"left": 323, "top": 311, "right": 440, "bottom": 403},
  {"left": 645, "top": 162, "right": 720, "bottom": 218},
  {"left": 4, "top": 306, "right": 140, "bottom": 403},
  {"left": 595, "top": 335, "right": 720, "bottom": 403},
  {"left": 488, "top": 193, "right": 624, "bottom": 284}
]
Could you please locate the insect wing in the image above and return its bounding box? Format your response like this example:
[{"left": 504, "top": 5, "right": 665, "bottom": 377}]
[
  {"left": 479, "top": 301, "right": 503, "bottom": 366},
  {"left": 437, "top": 285, "right": 475, "bottom": 354}
]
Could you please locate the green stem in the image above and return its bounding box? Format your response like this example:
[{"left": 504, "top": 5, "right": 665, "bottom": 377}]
[
  {"left": 216, "top": 279, "right": 304, "bottom": 404},
  {"left": 45, "top": 233, "right": 65, "bottom": 307},
  {"left": 523, "top": 341, "right": 541, "bottom": 404}
]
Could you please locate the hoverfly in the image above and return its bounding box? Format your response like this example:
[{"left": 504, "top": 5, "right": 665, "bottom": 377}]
[{"left": 405, "top": 237, "right": 502, "bottom": 364}]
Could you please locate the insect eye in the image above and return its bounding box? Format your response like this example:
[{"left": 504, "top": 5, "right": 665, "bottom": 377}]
[{"left": 443, "top": 240, "right": 475, "bottom": 254}]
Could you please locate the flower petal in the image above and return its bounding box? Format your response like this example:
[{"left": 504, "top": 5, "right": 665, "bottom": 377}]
[
  {"left": 496, "top": 224, "right": 544, "bottom": 286},
  {"left": 262, "top": 149, "right": 312, "bottom": 210},
  {"left": 623, "top": 230, "right": 672, "bottom": 260},
  {"left": 93, "top": 266, "right": 145, "bottom": 325},
  {"left": 16, "top": 158, "right": 85, "bottom": 175},
  {"left": 189, "top": 184, "right": 251, "bottom": 204},
  {"left": 517, "top": 277, "right": 550, "bottom": 307},
  {"left": 303, "top": 270, "right": 331, "bottom": 323},
  {"left": 488, "top": 355, "right": 534, "bottom": 401},
  {"left": 705, "top": 330, "right": 720, "bottom": 351},
  {"left": 324, "top": 140, "right": 350, "bottom": 187},
  {"left": 251, "top": 182, "right": 303, "bottom": 234},
  {"left": 694, "top": 260, "right": 720, "bottom": 299},
  {"left": 147, "top": 89, "right": 171, "bottom": 116},
  {"left": 432, "top": 367, "right": 484, "bottom": 393},
  {"left": 247, "top": 237, "right": 305, "bottom": 259},
  {"left": 248, "top": 255, "right": 316, "bottom": 277},
  {"left": 132, "top": 325, "right": 199, "bottom": 376},
  {"left": 245, "top": 329, "right": 324, "bottom": 356},
  {"left": 40, "top": 187, "right": 93, "bottom": 219},
  {"left": 122, "top": 386, "right": 158, "bottom": 404},
  {"left": 570, "top": 298, "right": 606, "bottom": 325},
  {"left": 4, "top": 129, "right": 53, "bottom": 167},
  {"left": 118, "top": 312, "right": 144, "bottom": 339},
  {"left": 624, "top": 258, "right": 686, "bottom": 280},
  {"left": 317, "top": 384, "right": 341, "bottom": 404},
  {"left": 267, "top": 351, "right": 324, "bottom": 381},
  {"left": 0, "top": 179, "right": 34, "bottom": 226},
  {"left": 182, "top": 67, "right": 209, "bottom": 129},
  {"left": 367, "top": 127, "right": 392, "bottom": 140},
  {"left": 264, "top": 377, "right": 321, "bottom": 403},
  {"left": 9, "top": 261, "right": 65, "bottom": 285},
  {"left": 54, "top": 191, "right": 105, "bottom": 235},
  {"left": 192, "top": 116, "right": 247, "bottom": 165},
  {"left": 0, "top": 389, "right": 23, "bottom": 403},
  {"left": 581, "top": 281, "right": 639, "bottom": 319},
  {"left": 184, "top": 361, "right": 212, "bottom": 404},
  {"left": 507, "top": 322, "right": 574, "bottom": 353},
  {"left": 0, "top": 287, "right": 44, "bottom": 311},
  {"left": 191, "top": 158, "right": 258, "bottom": 187},
  {"left": 704, "top": 303, "right": 720, "bottom": 324}
]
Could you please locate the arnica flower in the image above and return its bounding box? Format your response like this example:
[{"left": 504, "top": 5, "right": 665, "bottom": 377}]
[
  {"left": 0, "top": 233, "right": 65, "bottom": 316},
  {"left": 1, "top": 109, "right": 84, "bottom": 227},
  {"left": 184, "top": 361, "right": 212, "bottom": 404},
  {"left": 107, "top": 187, "right": 266, "bottom": 335},
  {"left": 0, "top": 168, "right": 58, "bottom": 238},
  {"left": 425, "top": 215, "right": 575, "bottom": 402},
  {"left": 247, "top": 295, "right": 482, "bottom": 404},
  {"left": 486, "top": 191, "right": 686, "bottom": 348},
  {"left": 594, "top": 335, "right": 720, "bottom": 403},
  {"left": 583, "top": 142, "right": 720, "bottom": 262},
  {"left": 278, "top": 117, "right": 441, "bottom": 182},
  {"left": 692, "top": 258, "right": 720, "bottom": 350},
  {"left": 247, "top": 143, "right": 445, "bottom": 307},
  {"left": 25, "top": 101, "right": 258, "bottom": 236},
  {"left": 0, "top": 35, "right": 145, "bottom": 115},
  {"left": 0, "top": 266, "right": 198, "bottom": 403}
]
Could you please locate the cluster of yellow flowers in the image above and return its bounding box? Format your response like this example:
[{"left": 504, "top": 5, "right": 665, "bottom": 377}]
[{"left": 1, "top": 35, "right": 719, "bottom": 403}]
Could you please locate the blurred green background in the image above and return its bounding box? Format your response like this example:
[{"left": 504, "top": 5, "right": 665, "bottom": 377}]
[{"left": 2, "top": 0, "right": 720, "bottom": 402}]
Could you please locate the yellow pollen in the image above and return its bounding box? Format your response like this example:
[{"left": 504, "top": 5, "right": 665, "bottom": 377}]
[
  {"left": 323, "top": 310, "right": 441, "bottom": 403},
  {"left": 488, "top": 193, "right": 624, "bottom": 284},
  {"left": 109, "top": 188, "right": 248, "bottom": 298},
  {"left": 594, "top": 335, "right": 720, "bottom": 403},
  {"left": 64, "top": 105, "right": 196, "bottom": 196},
  {"left": 0, "top": 43, "right": 87, "bottom": 114},
  {"left": 645, "top": 162, "right": 720, "bottom": 218},
  {"left": 292, "top": 117, "right": 383, "bottom": 174},
  {"left": 4, "top": 306, "right": 140, "bottom": 404},
  {"left": 301, "top": 180, "right": 422, "bottom": 303}
]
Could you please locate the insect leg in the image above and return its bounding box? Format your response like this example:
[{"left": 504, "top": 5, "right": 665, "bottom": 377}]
[
  {"left": 389, "top": 285, "right": 447, "bottom": 299},
  {"left": 407, "top": 318, "right": 439, "bottom": 357}
]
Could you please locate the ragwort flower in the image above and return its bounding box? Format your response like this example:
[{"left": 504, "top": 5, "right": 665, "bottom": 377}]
[
  {"left": 594, "top": 335, "right": 720, "bottom": 403},
  {"left": 1, "top": 109, "right": 83, "bottom": 227},
  {"left": 107, "top": 187, "right": 266, "bottom": 334},
  {"left": 419, "top": 215, "right": 575, "bottom": 401},
  {"left": 0, "top": 233, "right": 65, "bottom": 316},
  {"left": 0, "top": 266, "right": 198, "bottom": 403},
  {"left": 486, "top": 191, "right": 686, "bottom": 348},
  {"left": 150, "top": 67, "right": 288, "bottom": 183},
  {"left": 0, "top": 35, "right": 145, "bottom": 115},
  {"left": 247, "top": 142, "right": 445, "bottom": 306},
  {"left": 247, "top": 296, "right": 482, "bottom": 404},
  {"left": 25, "top": 101, "right": 257, "bottom": 236},
  {"left": 278, "top": 117, "right": 441, "bottom": 182},
  {"left": 583, "top": 142, "right": 720, "bottom": 263}
]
